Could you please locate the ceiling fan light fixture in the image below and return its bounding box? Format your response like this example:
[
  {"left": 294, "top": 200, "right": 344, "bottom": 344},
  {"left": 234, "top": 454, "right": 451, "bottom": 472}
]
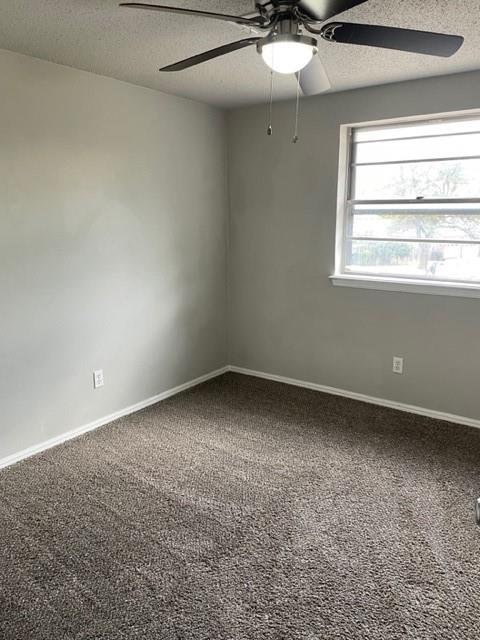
[{"left": 258, "top": 34, "right": 318, "bottom": 74}]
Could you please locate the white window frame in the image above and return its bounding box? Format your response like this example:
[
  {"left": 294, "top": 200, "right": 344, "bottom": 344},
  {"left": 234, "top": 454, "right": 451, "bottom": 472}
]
[{"left": 330, "top": 109, "right": 480, "bottom": 298}]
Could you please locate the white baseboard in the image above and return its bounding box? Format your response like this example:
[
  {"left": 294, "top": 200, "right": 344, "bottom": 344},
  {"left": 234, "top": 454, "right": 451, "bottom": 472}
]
[
  {"left": 228, "top": 365, "right": 480, "bottom": 431},
  {"left": 3, "top": 364, "right": 478, "bottom": 472},
  {"left": 0, "top": 366, "right": 229, "bottom": 471}
]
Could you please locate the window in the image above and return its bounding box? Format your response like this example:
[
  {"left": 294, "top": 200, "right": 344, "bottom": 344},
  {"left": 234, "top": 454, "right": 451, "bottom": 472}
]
[{"left": 332, "top": 112, "right": 480, "bottom": 296}]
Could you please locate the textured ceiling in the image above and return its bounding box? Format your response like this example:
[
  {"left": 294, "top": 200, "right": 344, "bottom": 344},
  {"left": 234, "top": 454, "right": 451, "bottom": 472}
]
[{"left": 0, "top": 0, "right": 479, "bottom": 107}]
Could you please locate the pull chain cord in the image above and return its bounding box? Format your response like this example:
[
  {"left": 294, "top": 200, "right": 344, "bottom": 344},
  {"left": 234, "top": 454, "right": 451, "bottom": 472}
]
[
  {"left": 267, "top": 68, "right": 274, "bottom": 136},
  {"left": 267, "top": 40, "right": 275, "bottom": 136},
  {"left": 293, "top": 70, "right": 301, "bottom": 143}
]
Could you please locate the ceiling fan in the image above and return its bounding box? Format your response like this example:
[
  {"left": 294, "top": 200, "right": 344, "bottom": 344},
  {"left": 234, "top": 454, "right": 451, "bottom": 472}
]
[{"left": 119, "top": 0, "right": 464, "bottom": 97}]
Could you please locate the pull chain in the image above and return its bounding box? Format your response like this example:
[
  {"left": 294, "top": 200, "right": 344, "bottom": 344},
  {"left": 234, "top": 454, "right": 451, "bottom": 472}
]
[
  {"left": 267, "top": 68, "right": 274, "bottom": 136},
  {"left": 293, "top": 71, "right": 301, "bottom": 143},
  {"left": 267, "top": 40, "right": 275, "bottom": 136}
]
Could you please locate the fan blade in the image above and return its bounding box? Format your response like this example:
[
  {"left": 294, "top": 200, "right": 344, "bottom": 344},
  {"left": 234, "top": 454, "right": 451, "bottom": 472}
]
[
  {"left": 119, "top": 3, "right": 265, "bottom": 27},
  {"left": 296, "top": 55, "right": 331, "bottom": 96},
  {"left": 321, "top": 22, "right": 464, "bottom": 57},
  {"left": 298, "top": 0, "right": 368, "bottom": 22},
  {"left": 160, "top": 38, "right": 261, "bottom": 72}
]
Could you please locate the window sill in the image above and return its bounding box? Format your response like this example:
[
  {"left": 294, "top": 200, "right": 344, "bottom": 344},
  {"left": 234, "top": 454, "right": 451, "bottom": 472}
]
[{"left": 330, "top": 274, "right": 480, "bottom": 299}]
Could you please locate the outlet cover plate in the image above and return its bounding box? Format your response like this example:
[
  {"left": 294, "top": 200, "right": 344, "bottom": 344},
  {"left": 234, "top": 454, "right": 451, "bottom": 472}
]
[
  {"left": 393, "top": 356, "right": 404, "bottom": 375},
  {"left": 93, "top": 369, "right": 104, "bottom": 389}
]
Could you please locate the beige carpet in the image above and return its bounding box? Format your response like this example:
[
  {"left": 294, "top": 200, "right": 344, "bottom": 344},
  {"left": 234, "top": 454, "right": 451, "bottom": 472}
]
[{"left": 1, "top": 372, "right": 479, "bottom": 639}]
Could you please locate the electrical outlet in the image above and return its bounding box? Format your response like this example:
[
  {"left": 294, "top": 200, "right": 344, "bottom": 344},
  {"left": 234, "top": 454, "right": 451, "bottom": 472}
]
[
  {"left": 93, "top": 369, "right": 104, "bottom": 389},
  {"left": 392, "top": 357, "right": 404, "bottom": 375}
]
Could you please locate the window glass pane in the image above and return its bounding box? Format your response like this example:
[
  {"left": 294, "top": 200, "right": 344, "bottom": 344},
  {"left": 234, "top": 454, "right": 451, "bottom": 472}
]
[
  {"left": 345, "top": 240, "right": 480, "bottom": 282},
  {"left": 354, "top": 133, "right": 480, "bottom": 164},
  {"left": 352, "top": 159, "right": 480, "bottom": 200},
  {"left": 353, "top": 117, "right": 480, "bottom": 143},
  {"left": 343, "top": 115, "right": 480, "bottom": 285},
  {"left": 351, "top": 205, "right": 480, "bottom": 241}
]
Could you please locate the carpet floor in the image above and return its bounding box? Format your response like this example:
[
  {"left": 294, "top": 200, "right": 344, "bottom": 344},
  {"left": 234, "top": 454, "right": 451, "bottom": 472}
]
[{"left": 1, "top": 373, "right": 479, "bottom": 639}]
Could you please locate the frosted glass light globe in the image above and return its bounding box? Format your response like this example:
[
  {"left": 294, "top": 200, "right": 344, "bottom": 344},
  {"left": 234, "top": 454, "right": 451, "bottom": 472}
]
[{"left": 261, "top": 40, "right": 315, "bottom": 74}]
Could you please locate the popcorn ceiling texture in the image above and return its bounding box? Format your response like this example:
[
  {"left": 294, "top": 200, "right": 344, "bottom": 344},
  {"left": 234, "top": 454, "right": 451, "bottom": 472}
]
[
  {"left": 1, "top": 372, "right": 479, "bottom": 639},
  {"left": 0, "top": 0, "right": 479, "bottom": 106}
]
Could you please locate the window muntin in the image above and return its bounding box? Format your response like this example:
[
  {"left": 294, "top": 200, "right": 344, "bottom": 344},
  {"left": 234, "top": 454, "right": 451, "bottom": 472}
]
[{"left": 339, "top": 114, "right": 480, "bottom": 285}]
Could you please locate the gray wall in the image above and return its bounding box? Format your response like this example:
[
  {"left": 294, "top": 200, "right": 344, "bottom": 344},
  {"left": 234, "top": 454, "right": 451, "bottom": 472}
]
[
  {"left": 0, "top": 49, "right": 228, "bottom": 459},
  {"left": 3, "top": 49, "right": 479, "bottom": 464},
  {"left": 227, "top": 70, "right": 480, "bottom": 421}
]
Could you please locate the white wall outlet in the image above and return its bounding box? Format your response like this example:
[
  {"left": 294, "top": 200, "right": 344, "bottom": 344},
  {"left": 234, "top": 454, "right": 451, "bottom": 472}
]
[
  {"left": 392, "top": 356, "right": 404, "bottom": 375},
  {"left": 93, "top": 369, "right": 104, "bottom": 389}
]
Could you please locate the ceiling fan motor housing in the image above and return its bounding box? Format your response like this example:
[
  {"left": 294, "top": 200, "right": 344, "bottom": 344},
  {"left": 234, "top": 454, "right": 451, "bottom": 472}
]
[
  {"left": 254, "top": 0, "right": 320, "bottom": 26},
  {"left": 255, "top": 0, "right": 297, "bottom": 19}
]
